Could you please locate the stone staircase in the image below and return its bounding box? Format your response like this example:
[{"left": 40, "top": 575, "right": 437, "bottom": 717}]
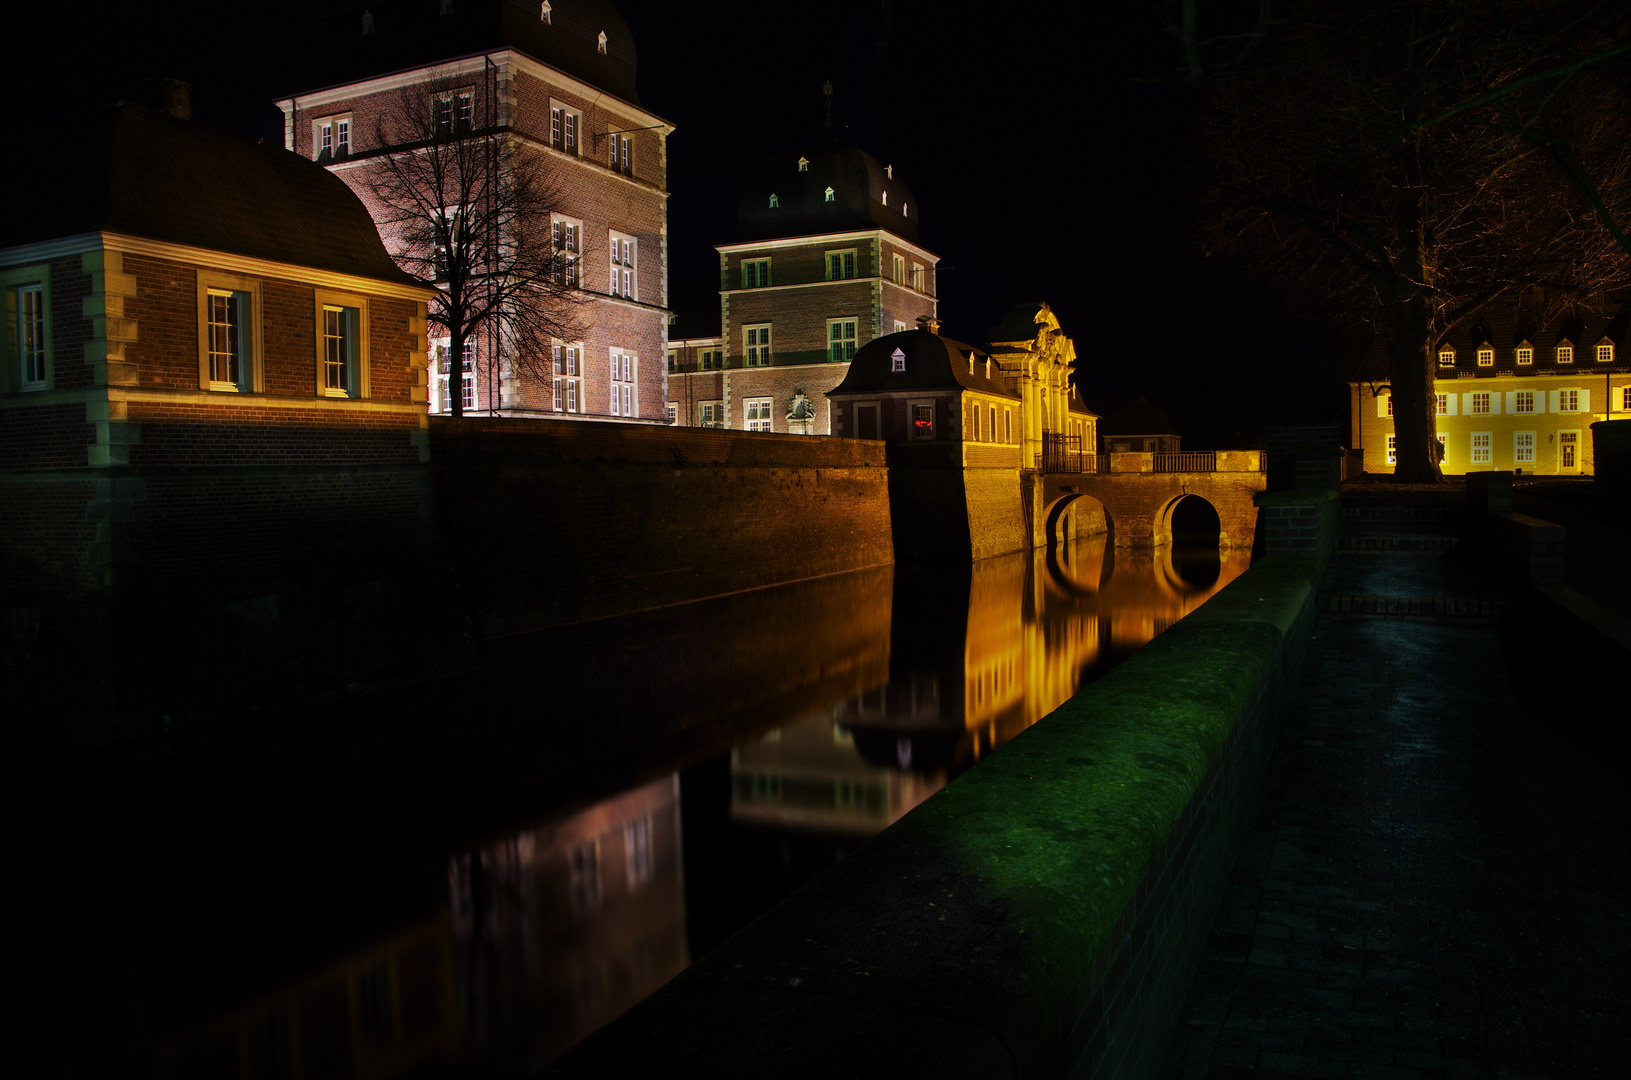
[{"left": 1317, "top": 491, "right": 1514, "bottom": 624}]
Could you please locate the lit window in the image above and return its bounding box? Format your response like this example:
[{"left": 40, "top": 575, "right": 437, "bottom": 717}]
[
  {"left": 321, "top": 303, "right": 362, "bottom": 397},
  {"left": 741, "top": 259, "right": 770, "bottom": 288},
  {"left": 1433, "top": 394, "right": 1446, "bottom": 415},
  {"left": 798, "top": 157, "right": 809, "bottom": 172},
  {"left": 609, "top": 231, "right": 636, "bottom": 299},
  {"left": 1471, "top": 432, "right": 1491, "bottom": 464},
  {"left": 1471, "top": 392, "right": 1490, "bottom": 414},
  {"left": 609, "top": 349, "right": 635, "bottom": 418},
  {"left": 824, "top": 186, "right": 835, "bottom": 202},
  {"left": 912, "top": 403, "right": 933, "bottom": 439},
  {"left": 892, "top": 255, "right": 905, "bottom": 285},
  {"left": 745, "top": 398, "right": 773, "bottom": 432},
  {"left": 912, "top": 262, "right": 925, "bottom": 292},
  {"left": 826, "top": 249, "right": 856, "bottom": 280},
  {"left": 894, "top": 321, "right": 907, "bottom": 333},
  {"left": 597, "top": 30, "right": 607, "bottom": 53},
  {"left": 1560, "top": 388, "right": 1579, "bottom": 411},
  {"left": 552, "top": 217, "right": 581, "bottom": 286},
  {"left": 435, "top": 340, "right": 474, "bottom": 412},
  {"left": 540, "top": 1, "right": 550, "bottom": 22},
  {"left": 665, "top": 402, "right": 677, "bottom": 425},
  {"left": 315, "top": 115, "right": 351, "bottom": 161},
  {"left": 701, "top": 349, "right": 721, "bottom": 371},
  {"left": 768, "top": 194, "right": 778, "bottom": 208},
  {"left": 1598, "top": 342, "right": 1614, "bottom": 363},
  {"left": 700, "top": 401, "right": 723, "bottom": 427},
  {"left": 1438, "top": 348, "right": 1456, "bottom": 366},
  {"left": 1515, "top": 432, "right": 1535, "bottom": 463},
  {"left": 744, "top": 324, "right": 771, "bottom": 366},
  {"left": 1477, "top": 346, "right": 1494, "bottom": 366},
  {"left": 1516, "top": 345, "right": 1533, "bottom": 365},
  {"left": 1386, "top": 434, "right": 1397, "bottom": 465},
  {"left": 1387, "top": 395, "right": 1394, "bottom": 417},
  {"left": 548, "top": 341, "right": 580, "bottom": 410},
  {"left": 550, "top": 103, "right": 580, "bottom": 153},
  {"left": 1557, "top": 343, "right": 1573, "bottom": 364},
  {"left": 1623, "top": 386, "right": 1631, "bottom": 411},
  {"left": 1514, "top": 391, "right": 1534, "bottom": 413},
  {"left": 891, "top": 347, "right": 905, "bottom": 372},
  {"left": 5, "top": 270, "right": 51, "bottom": 392},
  {"left": 610, "top": 134, "right": 632, "bottom": 174},
  {"left": 196, "top": 271, "right": 261, "bottom": 393},
  {"left": 828, "top": 319, "right": 857, "bottom": 362}
]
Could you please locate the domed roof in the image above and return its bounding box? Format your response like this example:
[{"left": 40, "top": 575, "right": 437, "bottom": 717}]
[
  {"left": 1102, "top": 399, "right": 1176, "bottom": 437},
  {"left": 736, "top": 141, "right": 920, "bottom": 244},
  {"left": 312, "top": 0, "right": 642, "bottom": 107},
  {"left": 0, "top": 104, "right": 419, "bottom": 287},
  {"left": 828, "top": 329, "right": 1017, "bottom": 398}
]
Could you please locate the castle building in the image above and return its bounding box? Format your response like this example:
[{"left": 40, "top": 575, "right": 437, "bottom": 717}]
[
  {"left": 1353, "top": 310, "right": 1631, "bottom": 475},
  {"left": 667, "top": 139, "right": 939, "bottom": 433},
  {"left": 276, "top": 0, "right": 672, "bottom": 423}
]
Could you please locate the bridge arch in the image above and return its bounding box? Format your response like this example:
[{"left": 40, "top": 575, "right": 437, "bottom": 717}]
[
  {"left": 1156, "top": 494, "right": 1224, "bottom": 591},
  {"left": 1044, "top": 492, "right": 1111, "bottom": 547}
]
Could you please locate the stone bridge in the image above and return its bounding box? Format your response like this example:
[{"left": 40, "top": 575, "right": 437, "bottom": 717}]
[{"left": 1042, "top": 451, "right": 1267, "bottom": 550}]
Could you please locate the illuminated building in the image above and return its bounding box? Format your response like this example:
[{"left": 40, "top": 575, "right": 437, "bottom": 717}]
[
  {"left": 1352, "top": 310, "right": 1631, "bottom": 475},
  {"left": 667, "top": 139, "right": 940, "bottom": 433},
  {"left": 277, "top": 0, "right": 673, "bottom": 422}
]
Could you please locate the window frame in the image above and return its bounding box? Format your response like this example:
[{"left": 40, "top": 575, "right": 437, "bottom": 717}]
[
  {"left": 1438, "top": 347, "right": 1456, "bottom": 367},
  {"left": 549, "top": 101, "right": 581, "bottom": 154},
  {"left": 1477, "top": 346, "right": 1494, "bottom": 367},
  {"left": 892, "top": 254, "right": 906, "bottom": 285},
  {"left": 313, "top": 288, "right": 369, "bottom": 399},
  {"left": 1471, "top": 391, "right": 1491, "bottom": 415},
  {"left": 1471, "top": 432, "right": 1492, "bottom": 464},
  {"left": 609, "top": 348, "right": 636, "bottom": 418},
  {"left": 1597, "top": 341, "right": 1615, "bottom": 363},
  {"left": 741, "top": 258, "right": 770, "bottom": 289},
  {"left": 313, "top": 114, "right": 352, "bottom": 161},
  {"left": 744, "top": 397, "right": 773, "bottom": 432},
  {"left": 3, "top": 264, "right": 54, "bottom": 394},
  {"left": 743, "top": 324, "right": 772, "bottom": 367},
  {"left": 1556, "top": 342, "right": 1574, "bottom": 364},
  {"left": 828, "top": 317, "right": 858, "bottom": 362},
  {"left": 196, "top": 270, "right": 263, "bottom": 393},
  {"left": 1514, "top": 431, "right": 1536, "bottom": 464},
  {"left": 825, "top": 249, "right": 857, "bottom": 281},
  {"left": 1560, "top": 388, "right": 1580, "bottom": 412},
  {"left": 608, "top": 230, "right": 637, "bottom": 300},
  {"left": 1516, "top": 345, "right": 1534, "bottom": 365},
  {"left": 909, "top": 400, "right": 935, "bottom": 440}
]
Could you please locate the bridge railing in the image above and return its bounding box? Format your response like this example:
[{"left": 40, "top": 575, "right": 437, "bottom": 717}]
[{"left": 1152, "top": 451, "right": 1216, "bottom": 473}]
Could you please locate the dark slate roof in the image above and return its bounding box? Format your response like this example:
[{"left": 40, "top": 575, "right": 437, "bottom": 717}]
[
  {"left": 1102, "top": 399, "right": 1176, "bottom": 437},
  {"left": 0, "top": 104, "right": 419, "bottom": 287},
  {"left": 1353, "top": 307, "right": 1631, "bottom": 382},
  {"left": 308, "top": 0, "right": 640, "bottom": 106},
  {"left": 736, "top": 142, "right": 920, "bottom": 244},
  {"left": 828, "top": 330, "right": 1018, "bottom": 398}
]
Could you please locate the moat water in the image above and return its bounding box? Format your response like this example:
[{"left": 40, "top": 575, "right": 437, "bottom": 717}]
[{"left": 15, "top": 529, "right": 1248, "bottom": 1078}]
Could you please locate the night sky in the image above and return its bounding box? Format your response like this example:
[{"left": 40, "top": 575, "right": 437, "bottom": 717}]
[{"left": 12, "top": 0, "right": 1349, "bottom": 445}]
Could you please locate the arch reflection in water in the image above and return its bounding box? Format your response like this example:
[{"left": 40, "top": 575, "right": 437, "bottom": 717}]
[{"left": 730, "top": 533, "right": 1249, "bottom": 834}]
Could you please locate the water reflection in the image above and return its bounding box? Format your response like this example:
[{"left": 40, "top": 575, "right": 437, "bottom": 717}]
[{"left": 28, "top": 534, "right": 1246, "bottom": 1079}]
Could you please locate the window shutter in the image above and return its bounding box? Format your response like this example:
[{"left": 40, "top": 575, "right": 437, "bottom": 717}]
[
  {"left": 1463, "top": 392, "right": 1474, "bottom": 415},
  {"left": 1446, "top": 394, "right": 1457, "bottom": 416},
  {"left": 1505, "top": 392, "right": 1516, "bottom": 414},
  {"left": 1489, "top": 393, "right": 1501, "bottom": 415},
  {"left": 1579, "top": 388, "right": 1590, "bottom": 412},
  {"left": 1549, "top": 390, "right": 1561, "bottom": 412},
  {"left": 1376, "top": 394, "right": 1389, "bottom": 418}
]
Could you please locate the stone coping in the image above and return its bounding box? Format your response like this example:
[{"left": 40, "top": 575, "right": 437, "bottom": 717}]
[
  {"left": 545, "top": 555, "right": 1320, "bottom": 1077},
  {"left": 1254, "top": 487, "right": 1341, "bottom": 508}
]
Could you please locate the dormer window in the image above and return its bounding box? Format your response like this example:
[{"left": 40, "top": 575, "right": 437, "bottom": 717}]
[
  {"left": 901, "top": 202, "right": 907, "bottom": 217},
  {"left": 886, "top": 164, "right": 893, "bottom": 179},
  {"left": 824, "top": 186, "right": 834, "bottom": 202},
  {"left": 1438, "top": 347, "right": 1455, "bottom": 366},
  {"left": 440, "top": 0, "right": 452, "bottom": 14},
  {"left": 984, "top": 359, "right": 991, "bottom": 379},
  {"left": 798, "top": 157, "right": 809, "bottom": 172},
  {"left": 1477, "top": 345, "right": 1494, "bottom": 366},
  {"left": 361, "top": 9, "right": 374, "bottom": 33},
  {"left": 891, "top": 348, "right": 905, "bottom": 372},
  {"left": 1597, "top": 340, "right": 1615, "bottom": 363},
  {"left": 768, "top": 194, "right": 778, "bottom": 208},
  {"left": 540, "top": 1, "right": 551, "bottom": 21},
  {"left": 1516, "top": 341, "right": 1534, "bottom": 365},
  {"left": 1557, "top": 342, "right": 1574, "bottom": 364},
  {"left": 598, "top": 31, "right": 607, "bottom": 53},
  {"left": 881, "top": 191, "right": 888, "bottom": 206}
]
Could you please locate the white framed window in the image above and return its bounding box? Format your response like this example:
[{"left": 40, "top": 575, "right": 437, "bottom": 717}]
[
  {"left": 550, "top": 340, "right": 580, "bottom": 412},
  {"left": 826, "top": 249, "right": 857, "bottom": 280},
  {"left": 1438, "top": 347, "right": 1456, "bottom": 366},
  {"left": 1560, "top": 430, "right": 1580, "bottom": 469},
  {"left": 608, "top": 133, "right": 632, "bottom": 175},
  {"left": 1471, "top": 432, "right": 1491, "bottom": 464},
  {"left": 434, "top": 340, "right": 474, "bottom": 413},
  {"left": 910, "top": 401, "right": 934, "bottom": 440},
  {"left": 434, "top": 90, "right": 473, "bottom": 135},
  {"left": 1386, "top": 434, "right": 1397, "bottom": 465},
  {"left": 1597, "top": 342, "right": 1614, "bottom": 363},
  {"left": 1557, "top": 343, "right": 1574, "bottom": 364},
  {"left": 597, "top": 30, "right": 607, "bottom": 53},
  {"left": 1560, "top": 388, "right": 1579, "bottom": 412},
  {"left": 894, "top": 321, "right": 907, "bottom": 334},
  {"left": 701, "top": 348, "right": 722, "bottom": 371},
  {"left": 699, "top": 401, "right": 723, "bottom": 427},
  {"left": 741, "top": 259, "right": 770, "bottom": 288},
  {"left": 552, "top": 377, "right": 562, "bottom": 411},
  {"left": 1515, "top": 432, "right": 1535, "bottom": 464},
  {"left": 1477, "top": 346, "right": 1494, "bottom": 366},
  {"left": 744, "top": 324, "right": 771, "bottom": 366},
  {"left": 798, "top": 157, "right": 809, "bottom": 172},
  {"left": 540, "top": 1, "right": 551, "bottom": 22},
  {"left": 1516, "top": 345, "right": 1534, "bottom": 365},
  {"left": 1471, "top": 392, "right": 1490, "bottom": 414},
  {"left": 609, "top": 231, "right": 636, "bottom": 299},
  {"left": 890, "top": 347, "right": 906, "bottom": 373},
  {"left": 315, "top": 115, "right": 351, "bottom": 160},
  {"left": 551, "top": 216, "right": 581, "bottom": 287},
  {"left": 744, "top": 397, "right": 773, "bottom": 432},
  {"left": 824, "top": 186, "right": 835, "bottom": 202},
  {"left": 1433, "top": 393, "right": 1447, "bottom": 415},
  {"left": 196, "top": 270, "right": 262, "bottom": 393},
  {"left": 315, "top": 289, "right": 368, "bottom": 398},
  {"left": 665, "top": 402, "right": 677, "bottom": 425},
  {"left": 550, "top": 102, "right": 580, "bottom": 153},
  {"left": 912, "top": 263, "right": 925, "bottom": 291},
  {"left": 609, "top": 349, "right": 635, "bottom": 417},
  {"left": 828, "top": 318, "right": 858, "bottom": 362},
  {"left": 1386, "top": 394, "right": 1394, "bottom": 417},
  {"left": 1514, "top": 390, "right": 1535, "bottom": 413},
  {"left": 1622, "top": 386, "right": 1631, "bottom": 411},
  {"left": 892, "top": 254, "right": 906, "bottom": 285},
  {"left": 3, "top": 267, "right": 52, "bottom": 393},
  {"left": 1438, "top": 433, "right": 1448, "bottom": 461}
]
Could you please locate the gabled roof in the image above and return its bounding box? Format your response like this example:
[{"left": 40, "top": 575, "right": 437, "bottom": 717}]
[
  {"left": 0, "top": 104, "right": 419, "bottom": 288},
  {"left": 827, "top": 329, "right": 1019, "bottom": 398}
]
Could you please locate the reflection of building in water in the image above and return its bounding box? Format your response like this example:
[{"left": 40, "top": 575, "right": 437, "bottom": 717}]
[
  {"left": 153, "top": 918, "right": 459, "bottom": 1080},
  {"left": 731, "top": 711, "right": 945, "bottom": 835},
  {"left": 448, "top": 775, "right": 687, "bottom": 1075}
]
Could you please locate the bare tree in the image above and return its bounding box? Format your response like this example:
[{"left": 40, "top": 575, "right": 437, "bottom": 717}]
[
  {"left": 1190, "top": 0, "right": 1631, "bottom": 481},
  {"left": 365, "top": 71, "right": 585, "bottom": 418}
]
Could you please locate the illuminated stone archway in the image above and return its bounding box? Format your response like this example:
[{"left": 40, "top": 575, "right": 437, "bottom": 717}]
[{"left": 1044, "top": 492, "right": 1111, "bottom": 547}]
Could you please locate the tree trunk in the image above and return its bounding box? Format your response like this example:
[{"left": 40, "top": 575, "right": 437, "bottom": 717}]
[
  {"left": 449, "top": 323, "right": 465, "bottom": 420},
  {"left": 1388, "top": 297, "right": 1442, "bottom": 483}
]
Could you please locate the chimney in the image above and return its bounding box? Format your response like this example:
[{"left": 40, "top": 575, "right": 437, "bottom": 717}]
[
  {"left": 915, "top": 315, "right": 940, "bottom": 335},
  {"left": 137, "top": 78, "right": 192, "bottom": 120}
]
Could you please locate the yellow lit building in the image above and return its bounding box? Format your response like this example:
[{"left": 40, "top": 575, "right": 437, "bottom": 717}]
[{"left": 1351, "top": 310, "right": 1631, "bottom": 475}]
